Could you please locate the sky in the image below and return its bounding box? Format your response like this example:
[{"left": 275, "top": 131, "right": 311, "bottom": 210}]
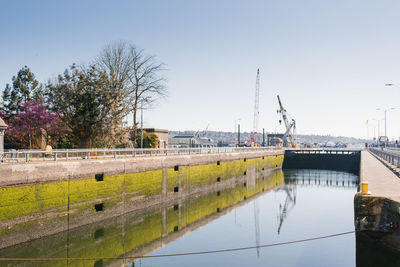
[{"left": 1, "top": 0, "right": 400, "bottom": 139}]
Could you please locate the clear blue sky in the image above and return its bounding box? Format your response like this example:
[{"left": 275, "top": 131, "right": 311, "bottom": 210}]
[{"left": 1, "top": 0, "right": 400, "bottom": 139}]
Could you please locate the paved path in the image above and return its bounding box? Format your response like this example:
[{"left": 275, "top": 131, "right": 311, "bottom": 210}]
[{"left": 361, "top": 150, "right": 400, "bottom": 202}]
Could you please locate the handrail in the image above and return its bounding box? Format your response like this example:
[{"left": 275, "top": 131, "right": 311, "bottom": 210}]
[
  {"left": 369, "top": 148, "right": 400, "bottom": 168},
  {"left": 287, "top": 149, "right": 361, "bottom": 155},
  {"left": 0, "top": 146, "right": 280, "bottom": 164}
]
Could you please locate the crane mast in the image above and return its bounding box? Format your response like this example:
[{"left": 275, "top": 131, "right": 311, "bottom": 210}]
[{"left": 251, "top": 69, "right": 260, "bottom": 146}]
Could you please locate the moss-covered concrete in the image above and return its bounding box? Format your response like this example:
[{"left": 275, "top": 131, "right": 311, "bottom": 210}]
[
  {"left": 0, "top": 169, "right": 284, "bottom": 266},
  {"left": 0, "top": 154, "right": 283, "bottom": 249}
]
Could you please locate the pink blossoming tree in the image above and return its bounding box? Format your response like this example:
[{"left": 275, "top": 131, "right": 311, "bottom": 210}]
[{"left": 2, "top": 101, "right": 62, "bottom": 149}]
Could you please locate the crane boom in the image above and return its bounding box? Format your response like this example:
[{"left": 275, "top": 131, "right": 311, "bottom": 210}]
[
  {"left": 277, "top": 95, "right": 296, "bottom": 147},
  {"left": 277, "top": 95, "right": 290, "bottom": 131}
]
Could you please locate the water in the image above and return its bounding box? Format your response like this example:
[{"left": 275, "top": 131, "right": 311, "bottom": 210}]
[
  {"left": 4, "top": 168, "right": 393, "bottom": 267},
  {"left": 140, "top": 169, "right": 358, "bottom": 267}
]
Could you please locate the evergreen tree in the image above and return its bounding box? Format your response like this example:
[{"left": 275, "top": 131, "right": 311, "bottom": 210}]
[
  {"left": 133, "top": 131, "right": 159, "bottom": 148},
  {"left": 2, "top": 66, "right": 42, "bottom": 114},
  {"left": 46, "top": 64, "right": 130, "bottom": 148}
]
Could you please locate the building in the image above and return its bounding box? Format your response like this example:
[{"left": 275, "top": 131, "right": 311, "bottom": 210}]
[
  {"left": 142, "top": 128, "right": 169, "bottom": 148},
  {"left": 267, "top": 133, "right": 284, "bottom": 147},
  {"left": 168, "top": 135, "right": 217, "bottom": 148},
  {"left": 0, "top": 118, "right": 7, "bottom": 153}
]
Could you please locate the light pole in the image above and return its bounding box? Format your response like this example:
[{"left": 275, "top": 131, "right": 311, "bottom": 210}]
[
  {"left": 371, "top": 118, "right": 381, "bottom": 139},
  {"left": 140, "top": 98, "right": 150, "bottom": 149},
  {"left": 140, "top": 100, "right": 144, "bottom": 148},
  {"left": 376, "top": 108, "right": 395, "bottom": 138}
]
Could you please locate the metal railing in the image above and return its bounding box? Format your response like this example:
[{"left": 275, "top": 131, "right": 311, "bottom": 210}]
[
  {"left": 287, "top": 149, "right": 361, "bottom": 155},
  {"left": 0, "top": 146, "right": 280, "bottom": 164},
  {"left": 369, "top": 148, "right": 400, "bottom": 168}
]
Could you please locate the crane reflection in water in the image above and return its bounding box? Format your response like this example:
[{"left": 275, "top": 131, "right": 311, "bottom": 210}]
[{"left": 276, "top": 169, "right": 359, "bottom": 234}]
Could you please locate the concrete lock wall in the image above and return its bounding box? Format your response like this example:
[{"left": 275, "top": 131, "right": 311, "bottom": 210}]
[
  {"left": 0, "top": 150, "right": 284, "bottom": 249},
  {"left": 0, "top": 170, "right": 285, "bottom": 266}
]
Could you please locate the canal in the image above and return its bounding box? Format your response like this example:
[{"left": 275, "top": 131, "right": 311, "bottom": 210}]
[
  {"left": 0, "top": 168, "right": 367, "bottom": 266},
  {"left": 141, "top": 169, "right": 358, "bottom": 267}
]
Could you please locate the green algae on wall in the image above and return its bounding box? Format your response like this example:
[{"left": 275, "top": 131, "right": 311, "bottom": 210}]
[
  {"left": 0, "top": 155, "right": 283, "bottom": 242},
  {"left": 124, "top": 169, "right": 163, "bottom": 196},
  {"left": 0, "top": 169, "right": 284, "bottom": 267}
]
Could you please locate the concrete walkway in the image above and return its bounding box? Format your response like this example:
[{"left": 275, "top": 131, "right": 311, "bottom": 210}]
[{"left": 361, "top": 150, "right": 400, "bottom": 202}]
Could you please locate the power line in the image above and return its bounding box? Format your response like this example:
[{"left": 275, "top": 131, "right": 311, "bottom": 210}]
[{"left": 0, "top": 230, "right": 355, "bottom": 262}]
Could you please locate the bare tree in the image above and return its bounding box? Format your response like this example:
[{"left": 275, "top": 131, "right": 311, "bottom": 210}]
[{"left": 96, "top": 42, "right": 167, "bottom": 134}]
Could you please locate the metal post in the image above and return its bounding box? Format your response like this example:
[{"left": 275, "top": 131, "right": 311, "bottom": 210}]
[
  {"left": 238, "top": 124, "right": 240, "bottom": 147},
  {"left": 262, "top": 128, "right": 265, "bottom": 147},
  {"left": 54, "top": 152, "right": 57, "bottom": 161},
  {"left": 378, "top": 120, "right": 380, "bottom": 137},
  {"left": 141, "top": 100, "right": 144, "bottom": 149},
  {"left": 385, "top": 110, "right": 387, "bottom": 138}
]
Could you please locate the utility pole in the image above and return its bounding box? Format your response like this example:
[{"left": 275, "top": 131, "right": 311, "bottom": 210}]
[
  {"left": 384, "top": 110, "right": 387, "bottom": 138},
  {"left": 262, "top": 128, "right": 265, "bottom": 147},
  {"left": 140, "top": 100, "right": 144, "bottom": 149},
  {"left": 238, "top": 124, "right": 241, "bottom": 147},
  {"left": 234, "top": 118, "right": 241, "bottom": 133}
]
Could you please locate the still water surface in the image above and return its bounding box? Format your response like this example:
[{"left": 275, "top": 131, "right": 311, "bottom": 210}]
[{"left": 139, "top": 169, "right": 358, "bottom": 267}]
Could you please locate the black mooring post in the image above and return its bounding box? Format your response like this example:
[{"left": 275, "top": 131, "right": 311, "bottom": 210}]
[{"left": 238, "top": 124, "right": 241, "bottom": 147}]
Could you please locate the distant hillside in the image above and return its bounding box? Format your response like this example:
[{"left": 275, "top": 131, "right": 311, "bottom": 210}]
[{"left": 169, "top": 130, "right": 366, "bottom": 145}]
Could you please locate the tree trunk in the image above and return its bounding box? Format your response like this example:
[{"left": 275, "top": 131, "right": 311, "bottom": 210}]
[{"left": 132, "top": 105, "right": 138, "bottom": 136}]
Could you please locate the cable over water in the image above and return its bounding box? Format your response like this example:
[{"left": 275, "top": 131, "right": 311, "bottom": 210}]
[{"left": 0, "top": 230, "right": 355, "bottom": 262}]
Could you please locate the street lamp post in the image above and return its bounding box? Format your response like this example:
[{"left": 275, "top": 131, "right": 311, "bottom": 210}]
[
  {"left": 371, "top": 118, "right": 381, "bottom": 139},
  {"left": 140, "top": 100, "right": 144, "bottom": 149},
  {"left": 140, "top": 98, "right": 150, "bottom": 149},
  {"left": 376, "top": 108, "right": 395, "bottom": 138}
]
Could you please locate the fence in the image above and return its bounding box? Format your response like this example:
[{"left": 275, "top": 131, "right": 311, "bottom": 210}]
[
  {"left": 0, "top": 146, "right": 279, "bottom": 164},
  {"left": 369, "top": 148, "right": 400, "bottom": 168}
]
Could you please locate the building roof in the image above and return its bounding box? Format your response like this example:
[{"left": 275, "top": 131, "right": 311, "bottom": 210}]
[
  {"left": 143, "top": 128, "right": 168, "bottom": 133},
  {"left": 172, "top": 135, "right": 195, "bottom": 139},
  {"left": 0, "top": 118, "right": 7, "bottom": 129}
]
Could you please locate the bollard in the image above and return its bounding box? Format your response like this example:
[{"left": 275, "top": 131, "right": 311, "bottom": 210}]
[{"left": 360, "top": 181, "right": 371, "bottom": 195}]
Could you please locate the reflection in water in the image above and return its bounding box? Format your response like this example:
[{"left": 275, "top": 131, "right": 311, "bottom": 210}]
[
  {"left": 283, "top": 169, "right": 359, "bottom": 188},
  {"left": 2, "top": 169, "right": 399, "bottom": 267},
  {"left": 277, "top": 184, "right": 296, "bottom": 234},
  {"left": 276, "top": 169, "right": 358, "bottom": 235},
  {"left": 142, "top": 169, "right": 360, "bottom": 267},
  {"left": 253, "top": 199, "right": 260, "bottom": 258}
]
